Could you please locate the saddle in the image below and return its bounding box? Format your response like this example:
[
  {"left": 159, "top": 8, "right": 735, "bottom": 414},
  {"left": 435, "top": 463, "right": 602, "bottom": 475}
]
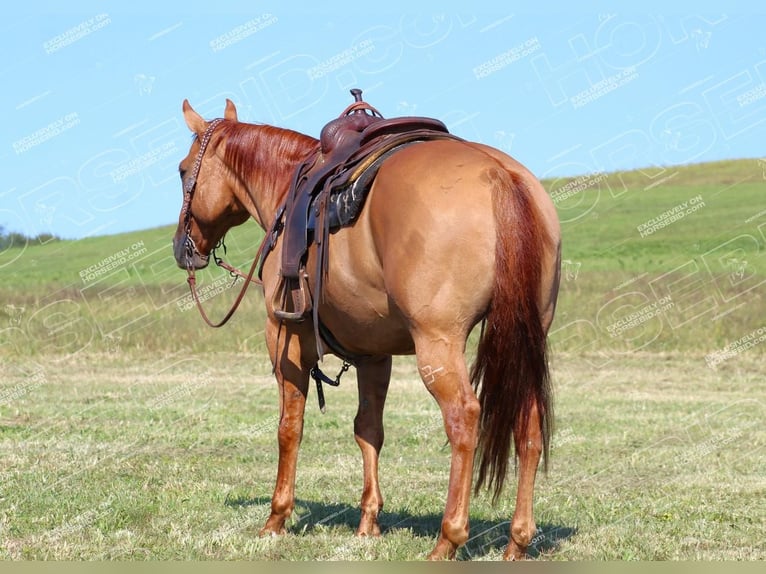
[{"left": 260, "top": 89, "right": 459, "bottom": 355}]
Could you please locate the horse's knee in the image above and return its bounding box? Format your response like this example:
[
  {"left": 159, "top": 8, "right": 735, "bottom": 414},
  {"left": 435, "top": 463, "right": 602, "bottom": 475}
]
[{"left": 277, "top": 415, "right": 303, "bottom": 445}]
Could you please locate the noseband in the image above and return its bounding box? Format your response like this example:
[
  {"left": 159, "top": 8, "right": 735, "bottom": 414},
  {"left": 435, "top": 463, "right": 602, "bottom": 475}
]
[{"left": 180, "top": 117, "right": 262, "bottom": 328}]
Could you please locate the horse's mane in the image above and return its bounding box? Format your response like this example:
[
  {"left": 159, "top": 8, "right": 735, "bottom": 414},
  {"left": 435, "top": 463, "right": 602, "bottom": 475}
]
[{"left": 218, "top": 121, "right": 319, "bottom": 194}]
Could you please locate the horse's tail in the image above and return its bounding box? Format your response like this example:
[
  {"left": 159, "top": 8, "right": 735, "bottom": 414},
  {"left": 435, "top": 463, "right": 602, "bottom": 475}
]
[{"left": 471, "top": 166, "right": 554, "bottom": 502}]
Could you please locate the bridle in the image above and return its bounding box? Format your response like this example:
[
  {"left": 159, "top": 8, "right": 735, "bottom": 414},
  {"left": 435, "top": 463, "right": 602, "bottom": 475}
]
[{"left": 180, "top": 118, "right": 263, "bottom": 328}]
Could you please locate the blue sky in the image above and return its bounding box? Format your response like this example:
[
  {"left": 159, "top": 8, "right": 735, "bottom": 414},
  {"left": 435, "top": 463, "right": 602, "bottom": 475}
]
[{"left": 2, "top": 2, "right": 765, "bottom": 239}]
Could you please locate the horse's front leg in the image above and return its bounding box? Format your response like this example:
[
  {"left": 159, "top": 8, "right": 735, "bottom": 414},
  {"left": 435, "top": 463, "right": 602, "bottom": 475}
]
[
  {"left": 354, "top": 355, "right": 392, "bottom": 537},
  {"left": 259, "top": 319, "right": 317, "bottom": 536}
]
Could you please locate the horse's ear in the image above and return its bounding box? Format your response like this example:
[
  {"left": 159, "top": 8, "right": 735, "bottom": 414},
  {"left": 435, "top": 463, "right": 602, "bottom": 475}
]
[
  {"left": 224, "top": 99, "right": 238, "bottom": 122},
  {"left": 182, "top": 99, "right": 206, "bottom": 134}
]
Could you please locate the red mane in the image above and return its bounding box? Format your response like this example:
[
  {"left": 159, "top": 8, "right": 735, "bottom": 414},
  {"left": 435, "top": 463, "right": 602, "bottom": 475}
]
[{"left": 219, "top": 121, "right": 319, "bottom": 202}]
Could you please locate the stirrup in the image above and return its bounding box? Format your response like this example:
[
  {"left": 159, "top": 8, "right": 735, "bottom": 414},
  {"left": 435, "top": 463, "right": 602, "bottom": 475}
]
[{"left": 272, "top": 272, "right": 312, "bottom": 322}]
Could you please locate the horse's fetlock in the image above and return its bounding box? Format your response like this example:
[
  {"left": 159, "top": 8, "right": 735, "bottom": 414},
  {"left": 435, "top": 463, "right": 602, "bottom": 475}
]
[{"left": 510, "top": 520, "right": 536, "bottom": 549}]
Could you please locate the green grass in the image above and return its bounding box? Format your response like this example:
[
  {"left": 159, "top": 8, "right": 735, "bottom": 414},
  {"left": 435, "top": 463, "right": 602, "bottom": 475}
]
[
  {"left": 551, "top": 161, "right": 762, "bottom": 273},
  {"left": 0, "top": 223, "right": 269, "bottom": 357},
  {"left": 1, "top": 158, "right": 765, "bottom": 560},
  {"left": 0, "top": 353, "right": 762, "bottom": 560}
]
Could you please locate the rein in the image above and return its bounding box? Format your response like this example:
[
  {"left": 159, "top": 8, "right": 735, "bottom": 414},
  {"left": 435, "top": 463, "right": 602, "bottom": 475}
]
[{"left": 181, "top": 118, "right": 262, "bottom": 328}]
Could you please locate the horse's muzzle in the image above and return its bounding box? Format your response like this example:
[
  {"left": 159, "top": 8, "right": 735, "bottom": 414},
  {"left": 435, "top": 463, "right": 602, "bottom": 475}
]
[{"left": 173, "top": 233, "right": 210, "bottom": 270}]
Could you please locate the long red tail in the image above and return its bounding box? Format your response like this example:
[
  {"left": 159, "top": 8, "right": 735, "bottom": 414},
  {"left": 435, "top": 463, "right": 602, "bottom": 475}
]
[{"left": 471, "top": 166, "right": 554, "bottom": 502}]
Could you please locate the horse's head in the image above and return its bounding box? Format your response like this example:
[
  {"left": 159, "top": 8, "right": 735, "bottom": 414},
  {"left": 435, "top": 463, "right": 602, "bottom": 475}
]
[{"left": 173, "top": 99, "right": 249, "bottom": 270}]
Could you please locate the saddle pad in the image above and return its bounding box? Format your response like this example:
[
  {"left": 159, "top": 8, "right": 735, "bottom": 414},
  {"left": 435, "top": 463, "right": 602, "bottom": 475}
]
[{"left": 306, "top": 140, "right": 417, "bottom": 233}]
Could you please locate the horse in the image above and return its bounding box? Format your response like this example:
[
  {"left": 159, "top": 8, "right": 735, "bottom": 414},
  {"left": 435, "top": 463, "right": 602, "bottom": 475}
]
[{"left": 172, "top": 98, "right": 561, "bottom": 560}]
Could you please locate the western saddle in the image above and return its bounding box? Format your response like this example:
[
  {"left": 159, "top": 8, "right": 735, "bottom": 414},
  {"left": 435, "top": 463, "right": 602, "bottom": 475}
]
[{"left": 258, "top": 88, "right": 459, "bottom": 357}]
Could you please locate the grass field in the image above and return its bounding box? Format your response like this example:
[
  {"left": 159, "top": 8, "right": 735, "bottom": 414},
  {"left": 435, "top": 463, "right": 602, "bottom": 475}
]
[{"left": 1, "top": 159, "right": 764, "bottom": 560}]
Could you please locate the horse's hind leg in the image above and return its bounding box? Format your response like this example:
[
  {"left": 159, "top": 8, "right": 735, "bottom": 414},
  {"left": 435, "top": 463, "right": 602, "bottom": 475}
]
[
  {"left": 504, "top": 401, "right": 542, "bottom": 559},
  {"left": 414, "top": 333, "right": 480, "bottom": 560},
  {"left": 506, "top": 264, "right": 560, "bottom": 560},
  {"left": 259, "top": 320, "right": 315, "bottom": 536},
  {"left": 353, "top": 355, "right": 392, "bottom": 536}
]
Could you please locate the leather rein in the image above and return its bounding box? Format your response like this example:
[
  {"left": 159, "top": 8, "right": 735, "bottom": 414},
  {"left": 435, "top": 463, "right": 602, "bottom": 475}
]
[{"left": 180, "top": 118, "right": 265, "bottom": 328}]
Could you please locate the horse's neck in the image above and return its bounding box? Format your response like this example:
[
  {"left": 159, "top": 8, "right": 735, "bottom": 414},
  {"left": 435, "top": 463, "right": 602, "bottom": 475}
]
[{"left": 223, "top": 123, "right": 318, "bottom": 226}]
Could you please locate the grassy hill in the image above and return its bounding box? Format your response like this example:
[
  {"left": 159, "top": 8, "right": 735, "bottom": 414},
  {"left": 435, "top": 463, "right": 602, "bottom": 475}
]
[{"left": 1, "top": 158, "right": 764, "bottom": 357}]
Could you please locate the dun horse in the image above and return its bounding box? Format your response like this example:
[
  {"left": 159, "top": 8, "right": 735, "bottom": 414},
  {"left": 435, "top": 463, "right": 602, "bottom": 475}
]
[{"left": 172, "top": 97, "right": 561, "bottom": 560}]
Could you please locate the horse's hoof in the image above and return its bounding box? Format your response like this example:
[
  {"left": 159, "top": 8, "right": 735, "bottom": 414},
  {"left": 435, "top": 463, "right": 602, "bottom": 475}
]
[
  {"left": 356, "top": 513, "right": 382, "bottom": 537},
  {"left": 503, "top": 542, "right": 527, "bottom": 561},
  {"left": 427, "top": 538, "right": 457, "bottom": 561},
  {"left": 356, "top": 525, "right": 381, "bottom": 537},
  {"left": 258, "top": 520, "right": 286, "bottom": 537}
]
